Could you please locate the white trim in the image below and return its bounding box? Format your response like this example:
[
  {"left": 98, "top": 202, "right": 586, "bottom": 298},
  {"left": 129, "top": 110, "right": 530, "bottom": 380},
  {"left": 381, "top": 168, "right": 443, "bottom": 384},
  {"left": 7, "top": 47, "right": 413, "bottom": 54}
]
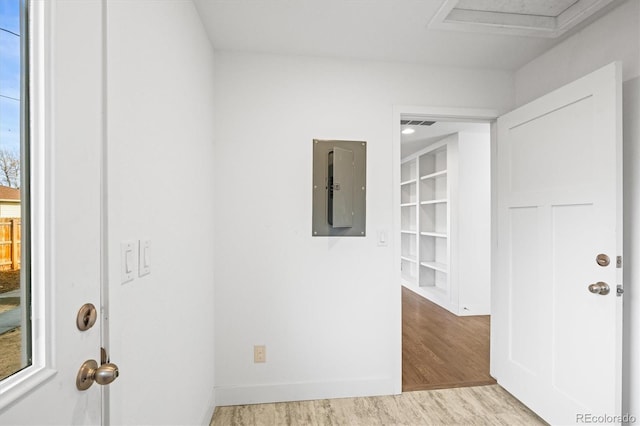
[
  {"left": 392, "top": 105, "right": 500, "bottom": 393},
  {"left": 393, "top": 106, "right": 500, "bottom": 123}
]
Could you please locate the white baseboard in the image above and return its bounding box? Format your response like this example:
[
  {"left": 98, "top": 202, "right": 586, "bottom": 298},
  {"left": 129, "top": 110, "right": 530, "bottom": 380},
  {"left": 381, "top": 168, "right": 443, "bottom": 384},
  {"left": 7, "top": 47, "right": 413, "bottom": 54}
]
[{"left": 215, "top": 377, "right": 397, "bottom": 406}]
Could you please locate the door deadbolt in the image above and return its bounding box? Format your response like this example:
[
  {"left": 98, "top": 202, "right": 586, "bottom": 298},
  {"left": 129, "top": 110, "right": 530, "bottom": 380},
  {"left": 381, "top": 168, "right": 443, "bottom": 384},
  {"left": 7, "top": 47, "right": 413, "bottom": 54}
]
[
  {"left": 588, "top": 282, "right": 610, "bottom": 295},
  {"left": 596, "top": 254, "right": 610, "bottom": 267},
  {"left": 76, "top": 303, "right": 97, "bottom": 331},
  {"left": 76, "top": 359, "right": 119, "bottom": 391}
]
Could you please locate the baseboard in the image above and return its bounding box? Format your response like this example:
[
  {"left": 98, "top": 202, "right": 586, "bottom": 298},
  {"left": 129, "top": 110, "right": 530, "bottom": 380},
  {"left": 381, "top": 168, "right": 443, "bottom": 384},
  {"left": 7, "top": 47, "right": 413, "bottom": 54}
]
[{"left": 215, "top": 377, "right": 397, "bottom": 406}]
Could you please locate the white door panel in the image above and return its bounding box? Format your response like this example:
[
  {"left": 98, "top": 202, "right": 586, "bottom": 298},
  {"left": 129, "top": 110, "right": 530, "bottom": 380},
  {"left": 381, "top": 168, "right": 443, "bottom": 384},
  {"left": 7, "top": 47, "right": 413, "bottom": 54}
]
[
  {"left": 0, "top": 1, "right": 103, "bottom": 423},
  {"left": 493, "top": 62, "right": 623, "bottom": 425}
]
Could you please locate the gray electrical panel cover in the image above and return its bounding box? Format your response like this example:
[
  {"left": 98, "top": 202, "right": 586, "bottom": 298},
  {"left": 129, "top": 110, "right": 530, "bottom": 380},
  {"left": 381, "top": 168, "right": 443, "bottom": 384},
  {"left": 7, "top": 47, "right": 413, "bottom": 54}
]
[{"left": 312, "top": 139, "right": 366, "bottom": 236}]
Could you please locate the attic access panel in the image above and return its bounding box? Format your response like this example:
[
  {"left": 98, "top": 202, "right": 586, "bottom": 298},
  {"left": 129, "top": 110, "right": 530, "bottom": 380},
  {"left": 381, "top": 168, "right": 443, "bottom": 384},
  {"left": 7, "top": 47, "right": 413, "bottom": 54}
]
[
  {"left": 429, "top": 0, "right": 616, "bottom": 37},
  {"left": 312, "top": 140, "right": 366, "bottom": 237}
]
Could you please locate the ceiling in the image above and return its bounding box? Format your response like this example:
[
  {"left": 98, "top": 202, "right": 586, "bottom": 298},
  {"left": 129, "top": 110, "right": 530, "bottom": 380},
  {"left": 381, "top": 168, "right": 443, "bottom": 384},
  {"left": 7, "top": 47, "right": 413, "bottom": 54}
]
[{"left": 194, "top": 0, "right": 623, "bottom": 71}]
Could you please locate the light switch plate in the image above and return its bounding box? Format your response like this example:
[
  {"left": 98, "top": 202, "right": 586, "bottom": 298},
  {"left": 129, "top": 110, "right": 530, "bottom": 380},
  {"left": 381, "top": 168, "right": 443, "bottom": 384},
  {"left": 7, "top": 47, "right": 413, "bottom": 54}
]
[
  {"left": 121, "top": 241, "right": 135, "bottom": 284},
  {"left": 377, "top": 230, "right": 388, "bottom": 246},
  {"left": 138, "top": 239, "right": 151, "bottom": 277}
]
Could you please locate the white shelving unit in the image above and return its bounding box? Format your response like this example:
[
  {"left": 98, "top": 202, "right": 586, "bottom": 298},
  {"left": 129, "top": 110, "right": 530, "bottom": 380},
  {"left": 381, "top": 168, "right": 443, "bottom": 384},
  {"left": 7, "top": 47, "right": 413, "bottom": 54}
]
[
  {"left": 400, "top": 159, "right": 418, "bottom": 284},
  {"left": 417, "top": 142, "right": 449, "bottom": 294},
  {"left": 400, "top": 132, "right": 491, "bottom": 316}
]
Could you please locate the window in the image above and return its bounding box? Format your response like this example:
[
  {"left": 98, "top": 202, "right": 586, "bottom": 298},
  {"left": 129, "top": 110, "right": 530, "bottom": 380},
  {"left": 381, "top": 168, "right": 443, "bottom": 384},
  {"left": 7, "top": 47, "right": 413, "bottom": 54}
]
[{"left": 0, "top": 0, "right": 31, "bottom": 381}]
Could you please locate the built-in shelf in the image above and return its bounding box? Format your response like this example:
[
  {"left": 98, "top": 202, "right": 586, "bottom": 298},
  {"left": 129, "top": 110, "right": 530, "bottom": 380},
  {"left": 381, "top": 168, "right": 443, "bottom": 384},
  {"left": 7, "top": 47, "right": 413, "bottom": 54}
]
[
  {"left": 420, "top": 231, "right": 447, "bottom": 238},
  {"left": 401, "top": 131, "right": 491, "bottom": 317},
  {"left": 420, "top": 261, "right": 448, "bottom": 273},
  {"left": 401, "top": 142, "right": 450, "bottom": 298},
  {"left": 402, "top": 143, "right": 450, "bottom": 297},
  {"left": 401, "top": 230, "right": 417, "bottom": 235},
  {"left": 420, "top": 199, "right": 448, "bottom": 205},
  {"left": 420, "top": 170, "right": 447, "bottom": 180},
  {"left": 425, "top": 285, "right": 447, "bottom": 295}
]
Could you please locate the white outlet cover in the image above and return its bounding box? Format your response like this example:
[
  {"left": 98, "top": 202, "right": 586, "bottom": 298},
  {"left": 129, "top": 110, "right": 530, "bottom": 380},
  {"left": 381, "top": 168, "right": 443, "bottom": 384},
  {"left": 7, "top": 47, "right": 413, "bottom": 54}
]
[
  {"left": 253, "top": 345, "right": 266, "bottom": 363},
  {"left": 377, "top": 230, "right": 388, "bottom": 246}
]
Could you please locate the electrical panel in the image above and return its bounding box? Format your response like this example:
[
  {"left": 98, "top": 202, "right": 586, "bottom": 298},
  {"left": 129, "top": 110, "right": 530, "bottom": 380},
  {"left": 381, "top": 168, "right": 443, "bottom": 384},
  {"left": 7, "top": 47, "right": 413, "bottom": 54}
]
[{"left": 312, "top": 139, "right": 366, "bottom": 237}]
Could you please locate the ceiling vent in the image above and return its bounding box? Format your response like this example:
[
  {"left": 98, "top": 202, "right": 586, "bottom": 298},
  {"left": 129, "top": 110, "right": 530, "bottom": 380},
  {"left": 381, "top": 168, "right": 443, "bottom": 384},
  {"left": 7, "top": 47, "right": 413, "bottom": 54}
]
[
  {"left": 429, "top": 0, "right": 616, "bottom": 38},
  {"left": 401, "top": 120, "right": 436, "bottom": 126}
]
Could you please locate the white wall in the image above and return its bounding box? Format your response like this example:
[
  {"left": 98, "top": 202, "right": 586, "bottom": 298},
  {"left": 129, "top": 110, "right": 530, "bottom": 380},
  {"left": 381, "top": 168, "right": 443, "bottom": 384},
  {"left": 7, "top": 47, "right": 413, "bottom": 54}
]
[
  {"left": 212, "top": 51, "right": 512, "bottom": 405},
  {"left": 514, "top": 0, "right": 640, "bottom": 420},
  {"left": 457, "top": 132, "right": 491, "bottom": 315},
  {"left": 106, "top": 1, "right": 216, "bottom": 424},
  {"left": 515, "top": 0, "right": 640, "bottom": 106}
]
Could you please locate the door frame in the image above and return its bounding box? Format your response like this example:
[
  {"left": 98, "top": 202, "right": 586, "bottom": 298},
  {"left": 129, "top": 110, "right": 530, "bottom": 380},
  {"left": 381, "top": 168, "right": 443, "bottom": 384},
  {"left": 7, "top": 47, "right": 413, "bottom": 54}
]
[{"left": 391, "top": 105, "right": 501, "bottom": 393}]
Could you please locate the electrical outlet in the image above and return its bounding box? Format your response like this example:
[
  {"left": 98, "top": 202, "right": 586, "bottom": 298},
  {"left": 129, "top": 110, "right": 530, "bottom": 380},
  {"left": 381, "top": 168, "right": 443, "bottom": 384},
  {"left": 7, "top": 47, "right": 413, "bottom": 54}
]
[{"left": 254, "top": 345, "right": 266, "bottom": 363}]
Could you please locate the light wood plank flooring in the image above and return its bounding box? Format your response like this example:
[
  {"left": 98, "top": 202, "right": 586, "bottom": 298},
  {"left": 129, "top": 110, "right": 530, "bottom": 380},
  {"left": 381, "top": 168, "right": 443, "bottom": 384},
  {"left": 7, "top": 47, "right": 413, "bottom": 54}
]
[
  {"left": 402, "top": 286, "right": 496, "bottom": 392},
  {"left": 210, "top": 384, "right": 545, "bottom": 425}
]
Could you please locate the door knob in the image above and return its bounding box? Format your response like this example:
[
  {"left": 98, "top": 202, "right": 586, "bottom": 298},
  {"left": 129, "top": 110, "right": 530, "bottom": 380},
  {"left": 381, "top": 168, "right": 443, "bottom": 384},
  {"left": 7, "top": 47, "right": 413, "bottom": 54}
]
[
  {"left": 76, "top": 359, "right": 119, "bottom": 390},
  {"left": 588, "top": 282, "right": 610, "bottom": 295}
]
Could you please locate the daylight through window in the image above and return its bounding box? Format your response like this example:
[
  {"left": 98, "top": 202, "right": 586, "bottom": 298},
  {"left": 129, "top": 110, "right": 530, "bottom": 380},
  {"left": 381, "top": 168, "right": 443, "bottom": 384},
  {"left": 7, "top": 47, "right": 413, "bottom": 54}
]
[{"left": 0, "top": 0, "right": 31, "bottom": 381}]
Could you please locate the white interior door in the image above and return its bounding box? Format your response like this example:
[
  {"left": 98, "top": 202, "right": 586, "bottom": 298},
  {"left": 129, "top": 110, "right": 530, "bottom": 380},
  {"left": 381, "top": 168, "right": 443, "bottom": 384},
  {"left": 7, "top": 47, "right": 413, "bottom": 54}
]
[
  {"left": 492, "top": 62, "right": 623, "bottom": 425},
  {"left": 0, "top": 1, "right": 105, "bottom": 423}
]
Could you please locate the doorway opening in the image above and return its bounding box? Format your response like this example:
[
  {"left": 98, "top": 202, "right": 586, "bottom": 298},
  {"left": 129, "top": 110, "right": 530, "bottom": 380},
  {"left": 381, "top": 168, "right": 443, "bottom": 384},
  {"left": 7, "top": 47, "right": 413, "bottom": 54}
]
[{"left": 396, "top": 111, "right": 496, "bottom": 392}]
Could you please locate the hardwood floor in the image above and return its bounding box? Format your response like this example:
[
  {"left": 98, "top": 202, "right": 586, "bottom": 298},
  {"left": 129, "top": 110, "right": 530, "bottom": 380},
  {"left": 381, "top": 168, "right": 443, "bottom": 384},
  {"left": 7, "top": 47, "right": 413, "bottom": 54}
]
[{"left": 402, "top": 286, "right": 496, "bottom": 392}]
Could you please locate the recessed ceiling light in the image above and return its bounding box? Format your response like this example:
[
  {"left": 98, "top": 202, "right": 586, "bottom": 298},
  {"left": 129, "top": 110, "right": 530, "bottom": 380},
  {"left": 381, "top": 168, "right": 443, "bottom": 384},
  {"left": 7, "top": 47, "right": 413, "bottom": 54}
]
[{"left": 402, "top": 128, "right": 415, "bottom": 135}]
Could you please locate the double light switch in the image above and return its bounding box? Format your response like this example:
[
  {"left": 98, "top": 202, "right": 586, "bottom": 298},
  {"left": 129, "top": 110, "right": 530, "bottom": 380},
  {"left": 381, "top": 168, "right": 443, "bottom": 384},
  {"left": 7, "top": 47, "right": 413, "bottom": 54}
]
[{"left": 121, "top": 239, "right": 151, "bottom": 284}]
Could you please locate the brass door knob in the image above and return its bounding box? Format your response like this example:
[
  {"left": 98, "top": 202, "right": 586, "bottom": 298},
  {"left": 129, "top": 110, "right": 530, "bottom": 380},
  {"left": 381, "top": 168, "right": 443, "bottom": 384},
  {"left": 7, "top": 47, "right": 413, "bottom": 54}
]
[
  {"left": 588, "top": 282, "right": 610, "bottom": 295},
  {"left": 76, "top": 359, "right": 119, "bottom": 390}
]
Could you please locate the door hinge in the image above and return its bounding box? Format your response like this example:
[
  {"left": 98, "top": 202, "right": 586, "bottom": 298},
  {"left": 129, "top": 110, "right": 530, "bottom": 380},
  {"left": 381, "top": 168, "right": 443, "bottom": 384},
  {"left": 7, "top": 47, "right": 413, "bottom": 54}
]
[
  {"left": 617, "top": 255, "right": 622, "bottom": 268},
  {"left": 617, "top": 285, "right": 624, "bottom": 296}
]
